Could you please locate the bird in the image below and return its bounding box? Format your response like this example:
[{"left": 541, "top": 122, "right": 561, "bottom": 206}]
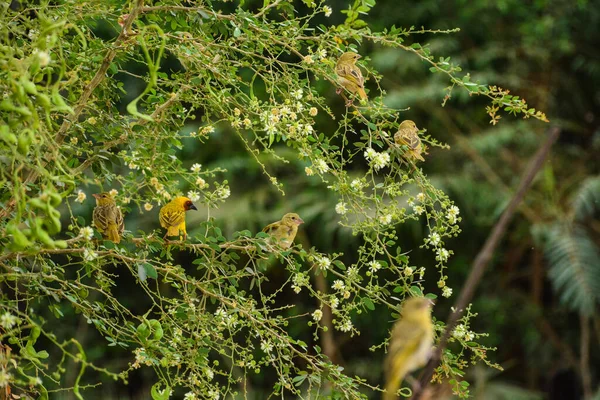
[
  {"left": 383, "top": 297, "right": 434, "bottom": 400},
  {"left": 394, "top": 120, "right": 425, "bottom": 162},
  {"left": 335, "top": 52, "right": 367, "bottom": 103},
  {"left": 159, "top": 196, "right": 197, "bottom": 241},
  {"left": 92, "top": 192, "right": 124, "bottom": 244},
  {"left": 262, "top": 213, "right": 304, "bottom": 249}
]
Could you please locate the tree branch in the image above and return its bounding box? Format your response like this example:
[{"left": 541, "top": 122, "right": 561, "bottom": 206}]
[{"left": 412, "top": 126, "right": 560, "bottom": 400}]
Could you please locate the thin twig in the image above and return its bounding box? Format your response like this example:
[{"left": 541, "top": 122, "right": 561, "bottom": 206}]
[{"left": 412, "top": 126, "right": 560, "bottom": 400}]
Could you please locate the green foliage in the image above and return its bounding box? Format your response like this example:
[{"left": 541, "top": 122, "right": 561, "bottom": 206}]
[{"left": 0, "top": 0, "right": 551, "bottom": 398}]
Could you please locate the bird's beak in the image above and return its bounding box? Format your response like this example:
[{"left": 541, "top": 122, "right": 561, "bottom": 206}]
[
  {"left": 92, "top": 194, "right": 100, "bottom": 199},
  {"left": 297, "top": 218, "right": 305, "bottom": 225},
  {"left": 356, "top": 54, "right": 362, "bottom": 59},
  {"left": 190, "top": 203, "right": 198, "bottom": 211}
]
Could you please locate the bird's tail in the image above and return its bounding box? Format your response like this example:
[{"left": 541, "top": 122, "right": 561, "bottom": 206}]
[
  {"left": 411, "top": 150, "right": 425, "bottom": 162},
  {"left": 382, "top": 366, "right": 408, "bottom": 400},
  {"left": 106, "top": 224, "right": 121, "bottom": 244}
]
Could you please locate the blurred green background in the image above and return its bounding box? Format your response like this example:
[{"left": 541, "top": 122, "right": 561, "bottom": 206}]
[{"left": 51, "top": 0, "right": 600, "bottom": 398}]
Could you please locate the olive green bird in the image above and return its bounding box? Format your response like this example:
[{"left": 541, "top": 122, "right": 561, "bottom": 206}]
[
  {"left": 92, "top": 192, "right": 124, "bottom": 244},
  {"left": 394, "top": 120, "right": 425, "bottom": 162},
  {"left": 159, "top": 196, "right": 197, "bottom": 241},
  {"left": 335, "top": 52, "right": 367, "bottom": 103},
  {"left": 383, "top": 297, "right": 434, "bottom": 400},
  {"left": 262, "top": 213, "right": 304, "bottom": 249}
]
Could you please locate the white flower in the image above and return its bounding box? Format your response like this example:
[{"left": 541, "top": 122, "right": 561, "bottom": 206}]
[
  {"left": 364, "top": 148, "right": 377, "bottom": 161},
  {"left": 350, "top": 179, "right": 364, "bottom": 191},
  {"left": 208, "top": 390, "right": 220, "bottom": 400},
  {"left": 453, "top": 324, "right": 466, "bottom": 339},
  {"left": 372, "top": 152, "right": 390, "bottom": 171},
  {"left": 260, "top": 340, "right": 273, "bottom": 353},
  {"left": 80, "top": 226, "right": 94, "bottom": 240},
  {"left": 447, "top": 205, "right": 460, "bottom": 224},
  {"left": 315, "top": 255, "right": 331, "bottom": 270},
  {"left": 464, "top": 331, "right": 474, "bottom": 341},
  {"left": 323, "top": 5, "right": 332, "bottom": 17},
  {"left": 428, "top": 232, "right": 441, "bottom": 246},
  {"left": 204, "top": 368, "right": 214, "bottom": 380},
  {"left": 309, "top": 107, "right": 318, "bottom": 116},
  {"left": 202, "top": 125, "right": 216, "bottom": 135},
  {"left": 184, "top": 392, "right": 197, "bottom": 400},
  {"left": 190, "top": 163, "right": 202, "bottom": 173},
  {"left": 330, "top": 296, "right": 339, "bottom": 309},
  {"left": 335, "top": 202, "right": 347, "bottom": 215},
  {"left": 83, "top": 248, "right": 97, "bottom": 261},
  {"left": 314, "top": 159, "right": 329, "bottom": 174},
  {"left": 436, "top": 248, "right": 450, "bottom": 262},
  {"left": 343, "top": 290, "right": 351, "bottom": 299},
  {"left": 339, "top": 319, "right": 353, "bottom": 332},
  {"left": 109, "top": 189, "right": 118, "bottom": 197},
  {"left": 332, "top": 280, "right": 345, "bottom": 291},
  {"left": 347, "top": 266, "right": 359, "bottom": 280},
  {"left": 190, "top": 131, "right": 197, "bottom": 138},
  {"left": 35, "top": 50, "right": 51, "bottom": 66},
  {"left": 305, "top": 167, "right": 314, "bottom": 176},
  {"left": 187, "top": 191, "right": 200, "bottom": 202},
  {"left": 416, "top": 192, "right": 425, "bottom": 202},
  {"left": 404, "top": 267, "right": 413, "bottom": 276},
  {"left": 303, "top": 55, "right": 314, "bottom": 64},
  {"left": 442, "top": 286, "right": 453, "bottom": 298},
  {"left": 196, "top": 177, "right": 207, "bottom": 188},
  {"left": 317, "top": 49, "right": 327, "bottom": 59},
  {"left": 312, "top": 309, "right": 323, "bottom": 322},
  {"left": 75, "top": 190, "right": 86, "bottom": 203},
  {"left": 368, "top": 261, "right": 381, "bottom": 273},
  {"left": 217, "top": 187, "right": 230, "bottom": 199},
  {"left": 379, "top": 214, "right": 392, "bottom": 225},
  {"left": 302, "top": 124, "right": 314, "bottom": 136},
  {"left": 0, "top": 312, "right": 18, "bottom": 329},
  {"left": 413, "top": 205, "right": 425, "bottom": 215},
  {"left": 291, "top": 89, "right": 303, "bottom": 100},
  {"left": 144, "top": 203, "right": 153, "bottom": 211}
]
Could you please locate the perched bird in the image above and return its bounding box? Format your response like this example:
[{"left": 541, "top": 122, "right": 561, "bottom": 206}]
[
  {"left": 92, "top": 192, "right": 124, "bottom": 244},
  {"left": 262, "top": 213, "right": 304, "bottom": 249},
  {"left": 384, "top": 297, "right": 434, "bottom": 400},
  {"left": 159, "top": 196, "right": 197, "bottom": 241},
  {"left": 335, "top": 52, "right": 367, "bottom": 103},
  {"left": 394, "top": 120, "right": 425, "bottom": 162}
]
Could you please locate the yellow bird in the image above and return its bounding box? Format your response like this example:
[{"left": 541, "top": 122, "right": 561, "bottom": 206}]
[
  {"left": 383, "top": 297, "right": 434, "bottom": 400},
  {"left": 159, "top": 196, "right": 197, "bottom": 241},
  {"left": 394, "top": 120, "right": 425, "bottom": 162},
  {"left": 92, "top": 192, "right": 124, "bottom": 244},
  {"left": 335, "top": 52, "right": 367, "bottom": 103},
  {"left": 262, "top": 213, "right": 304, "bottom": 249}
]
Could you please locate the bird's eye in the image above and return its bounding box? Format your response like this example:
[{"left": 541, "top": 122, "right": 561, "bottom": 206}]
[{"left": 291, "top": 216, "right": 296, "bottom": 220}]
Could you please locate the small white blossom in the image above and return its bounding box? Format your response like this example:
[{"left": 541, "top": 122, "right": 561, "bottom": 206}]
[
  {"left": 339, "top": 319, "right": 353, "bottom": 332},
  {"left": 347, "top": 266, "right": 359, "bottom": 280},
  {"left": 332, "top": 280, "right": 345, "bottom": 291},
  {"left": 317, "top": 49, "right": 327, "bottom": 59},
  {"left": 109, "top": 189, "right": 118, "bottom": 197},
  {"left": 0, "top": 312, "right": 18, "bottom": 329},
  {"left": 372, "top": 152, "right": 390, "bottom": 171},
  {"left": 35, "top": 50, "right": 51, "bottom": 66},
  {"left": 364, "top": 147, "right": 377, "bottom": 161},
  {"left": 436, "top": 248, "right": 450, "bottom": 262},
  {"left": 404, "top": 267, "right": 414, "bottom": 276},
  {"left": 83, "top": 248, "right": 97, "bottom": 261},
  {"left": 312, "top": 309, "right": 323, "bottom": 322},
  {"left": 187, "top": 191, "right": 200, "bottom": 202},
  {"left": 368, "top": 260, "right": 382, "bottom": 273},
  {"left": 291, "top": 89, "right": 303, "bottom": 100},
  {"left": 447, "top": 205, "right": 460, "bottom": 224},
  {"left": 453, "top": 324, "right": 467, "bottom": 339},
  {"left": 330, "top": 296, "right": 339, "bottom": 309},
  {"left": 0, "top": 369, "right": 12, "bottom": 388},
  {"left": 314, "top": 159, "right": 329, "bottom": 174},
  {"left": 464, "top": 331, "right": 474, "bottom": 341},
  {"left": 196, "top": 177, "right": 207, "bottom": 188},
  {"left": 217, "top": 187, "right": 231, "bottom": 199},
  {"left": 379, "top": 214, "right": 393, "bottom": 225},
  {"left": 428, "top": 232, "right": 441, "bottom": 246},
  {"left": 416, "top": 192, "right": 425, "bottom": 202},
  {"left": 303, "top": 55, "right": 314, "bottom": 64},
  {"left": 323, "top": 5, "right": 332, "bottom": 17},
  {"left": 309, "top": 107, "right": 318, "bottom": 116},
  {"left": 335, "top": 202, "right": 348, "bottom": 215},
  {"left": 305, "top": 167, "right": 314, "bottom": 176},
  {"left": 350, "top": 179, "right": 364, "bottom": 191},
  {"left": 204, "top": 368, "right": 214, "bottom": 380},
  {"left": 260, "top": 340, "right": 273, "bottom": 353},
  {"left": 208, "top": 390, "right": 220, "bottom": 400},
  {"left": 190, "top": 163, "right": 202, "bottom": 173},
  {"left": 144, "top": 203, "right": 153, "bottom": 211},
  {"left": 75, "top": 190, "right": 86, "bottom": 203},
  {"left": 184, "top": 392, "right": 197, "bottom": 400},
  {"left": 80, "top": 226, "right": 94, "bottom": 240},
  {"left": 315, "top": 255, "right": 331, "bottom": 270},
  {"left": 413, "top": 205, "right": 425, "bottom": 215},
  {"left": 442, "top": 286, "right": 453, "bottom": 298}
]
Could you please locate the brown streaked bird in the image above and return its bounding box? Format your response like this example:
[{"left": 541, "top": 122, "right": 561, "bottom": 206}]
[
  {"left": 262, "top": 212, "right": 304, "bottom": 249},
  {"left": 394, "top": 120, "right": 425, "bottom": 162},
  {"left": 383, "top": 297, "right": 434, "bottom": 400},
  {"left": 335, "top": 52, "right": 367, "bottom": 102},
  {"left": 159, "top": 196, "right": 198, "bottom": 241},
  {"left": 92, "top": 192, "right": 124, "bottom": 244}
]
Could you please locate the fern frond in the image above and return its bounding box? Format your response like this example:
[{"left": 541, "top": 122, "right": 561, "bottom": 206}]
[
  {"left": 545, "top": 224, "right": 600, "bottom": 316},
  {"left": 571, "top": 175, "right": 600, "bottom": 221}
]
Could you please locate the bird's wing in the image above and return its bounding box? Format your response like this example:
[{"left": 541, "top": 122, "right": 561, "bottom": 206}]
[
  {"left": 160, "top": 207, "right": 184, "bottom": 229},
  {"left": 262, "top": 221, "right": 280, "bottom": 233},
  {"left": 337, "top": 64, "right": 364, "bottom": 87},
  {"left": 93, "top": 206, "right": 108, "bottom": 231}
]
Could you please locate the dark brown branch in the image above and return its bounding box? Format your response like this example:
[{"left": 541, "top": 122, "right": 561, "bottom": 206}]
[
  {"left": 412, "top": 126, "right": 560, "bottom": 400},
  {"left": 580, "top": 315, "right": 592, "bottom": 399}
]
